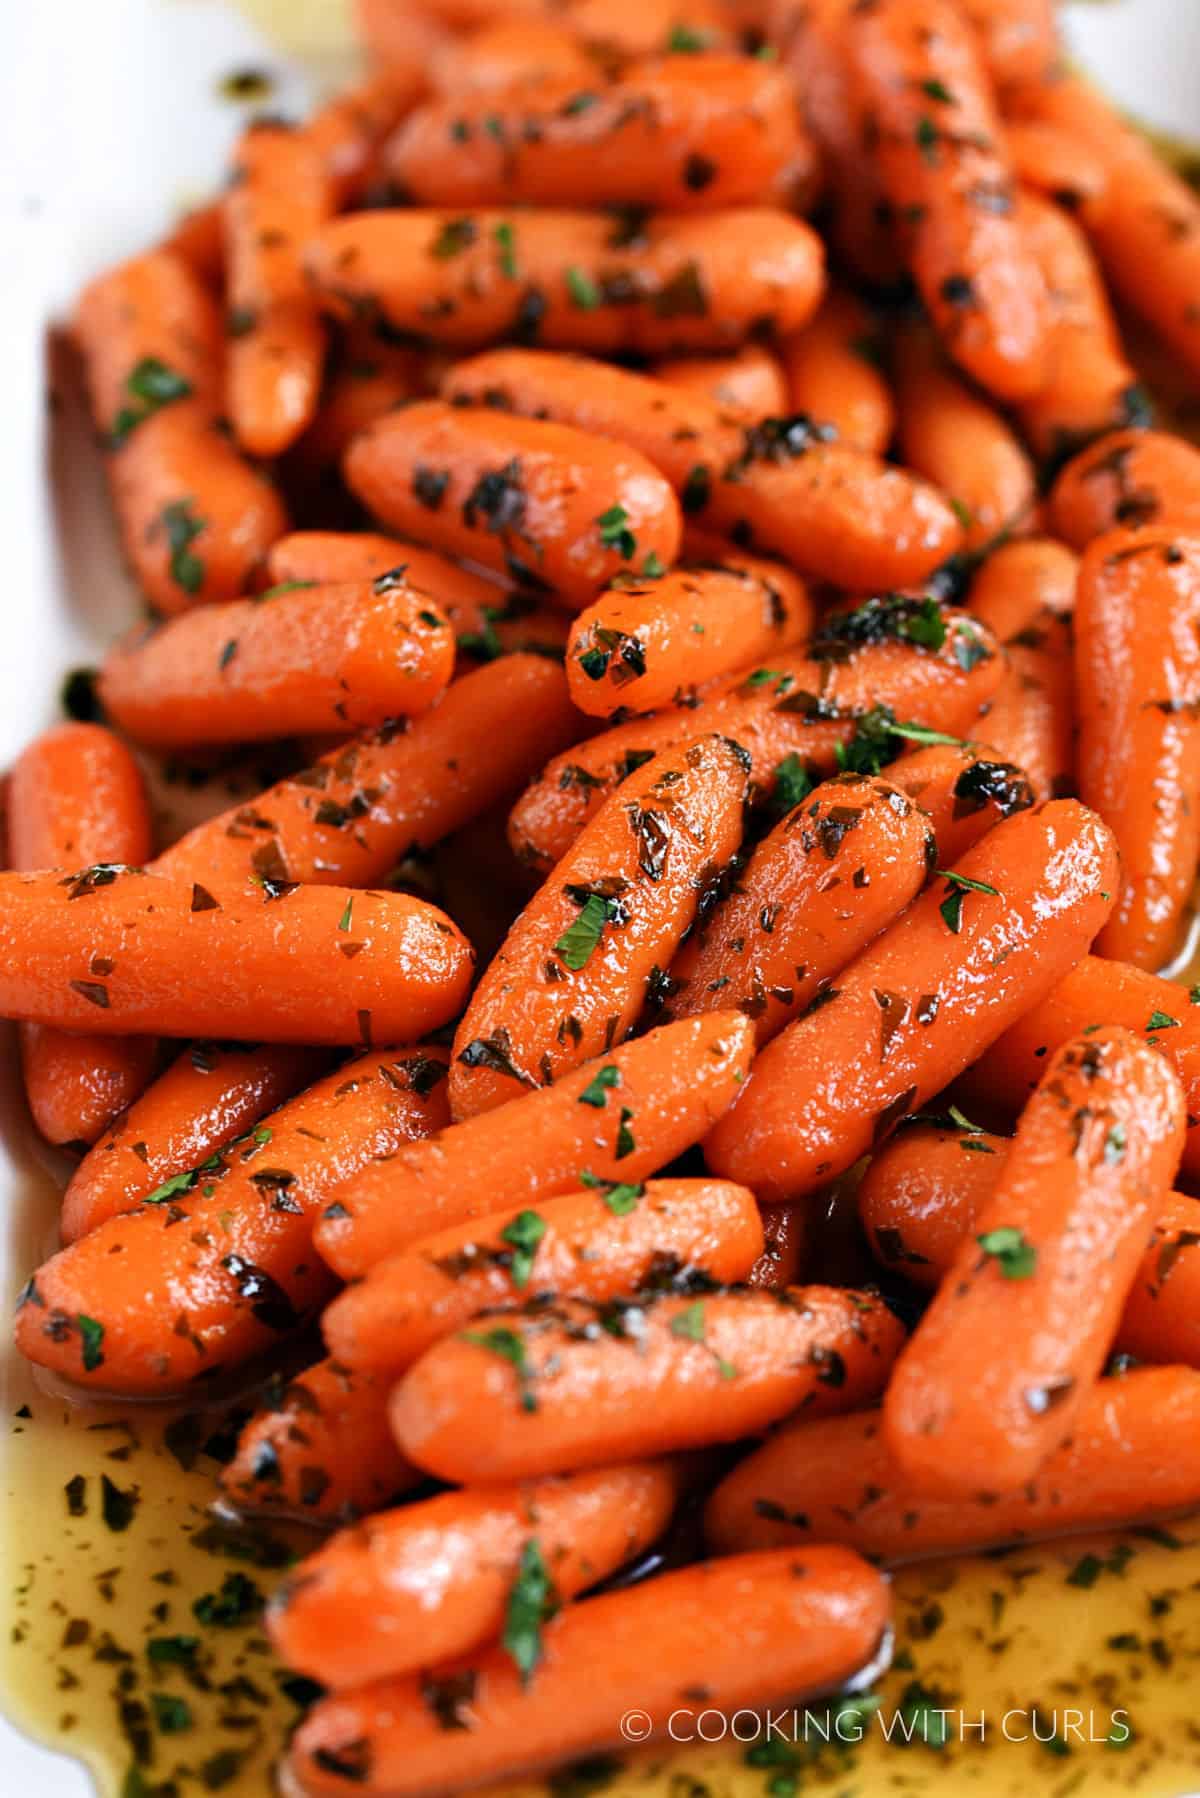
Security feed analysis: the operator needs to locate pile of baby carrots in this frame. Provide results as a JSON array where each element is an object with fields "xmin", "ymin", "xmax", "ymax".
[{"xmin": 13, "ymin": 0, "xmax": 1200, "ymax": 1788}]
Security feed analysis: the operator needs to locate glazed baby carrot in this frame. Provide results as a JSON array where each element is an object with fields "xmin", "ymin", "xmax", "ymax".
[
  {"xmin": 60, "ymin": 1041, "xmax": 326, "ymax": 1242},
  {"xmin": 886, "ymin": 740, "xmax": 1033, "ymax": 864},
  {"xmin": 8, "ymin": 724, "xmax": 156, "ymax": 1148},
  {"xmin": 314, "ymin": 1012, "xmax": 754, "ymax": 1278},
  {"xmin": 265, "ymin": 529, "xmax": 420, "ymax": 586},
  {"xmin": 746, "ymin": 1201, "xmax": 807, "ymax": 1290},
  {"xmin": 705, "ymin": 800, "xmax": 1119, "ymax": 1203},
  {"xmin": 288, "ymin": 1545, "xmax": 889, "ymax": 1797},
  {"xmin": 305, "ymin": 68, "xmax": 425, "ymax": 205},
  {"xmin": 957, "ymin": 0, "xmax": 1056, "ymax": 89},
  {"xmin": 1075, "ymin": 527, "xmax": 1200, "ymax": 967},
  {"xmin": 565, "ymin": 556, "xmax": 812, "ymax": 716},
  {"xmin": 14, "ymin": 1046, "xmax": 450, "ymax": 1392},
  {"xmin": 705, "ymin": 1367, "xmax": 1200, "ymax": 1561},
  {"xmin": 847, "ymin": 0, "xmax": 1051, "ymax": 401},
  {"xmin": 221, "ymin": 1358, "xmax": 422, "ymax": 1521},
  {"xmin": 652, "ymin": 344, "xmax": 788, "ymax": 421},
  {"xmin": 884, "ymin": 1027, "xmax": 1185, "ymax": 1497},
  {"xmin": 97, "ymin": 575, "xmax": 455, "ymax": 747},
  {"xmin": 73, "ymin": 247, "xmax": 223, "ymax": 428},
  {"xmin": 893, "ymin": 326, "xmax": 1035, "ymax": 551},
  {"xmin": 1048, "ymin": 429, "xmax": 1200, "ymax": 548},
  {"xmin": 323, "ymin": 1177, "xmax": 764, "ymax": 1376},
  {"xmin": 223, "ymin": 118, "xmax": 330, "ymax": 457},
  {"xmin": 0, "ymin": 868, "xmax": 473, "ymax": 1046},
  {"xmin": 443, "ymin": 349, "xmax": 963, "ymax": 590},
  {"xmin": 1004, "ymin": 119, "xmax": 1107, "ymax": 215},
  {"xmin": 509, "ymin": 606, "xmax": 1002, "ymax": 871},
  {"xmin": 386, "ymin": 54, "xmax": 809, "ymax": 211},
  {"xmin": 306, "ymin": 207, "xmax": 825, "ymax": 355},
  {"xmin": 164, "ymin": 201, "xmax": 225, "ymax": 287},
  {"xmin": 778, "ymin": 287, "xmax": 895, "ymax": 456},
  {"xmin": 975, "ymin": 605, "xmax": 1074, "ymax": 802},
  {"xmin": 967, "ymin": 536, "xmax": 1077, "ymax": 637},
  {"xmin": 667, "ymin": 770, "xmax": 935, "ymax": 1046},
  {"xmin": 346, "ymin": 401, "xmax": 680, "ymax": 609},
  {"xmin": 268, "ymin": 1461, "xmax": 683, "ymax": 1691},
  {"xmin": 286, "ymin": 346, "xmax": 425, "ymax": 498},
  {"xmin": 450, "ymin": 733, "xmax": 746, "ymax": 1116},
  {"xmin": 155, "ymin": 654, "xmax": 579, "ymax": 889},
  {"xmin": 391, "ymin": 1284, "xmax": 904, "ymax": 1481},
  {"xmin": 428, "ymin": 18, "xmax": 595, "ymax": 94}
]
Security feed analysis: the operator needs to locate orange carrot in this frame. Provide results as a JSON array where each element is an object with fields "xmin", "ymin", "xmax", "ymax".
[
  {"xmin": 957, "ymin": 0, "xmax": 1056, "ymax": 89},
  {"xmin": 428, "ymin": 19, "xmax": 595, "ymax": 95},
  {"xmin": 305, "ymin": 69, "xmax": 425, "ymax": 205},
  {"xmin": 451, "ymin": 733, "xmax": 746, "ymax": 1117},
  {"xmin": 705, "ymin": 800, "xmax": 1119, "ymax": 1202},
  {"xmin": 313, "ymin": 1011, "xmax": 755, "ymax": 1278},
  {"xmin": 391, "ymin": 1284, "xmax": 904, "ymax": 1481},
  {"xmin": 14, "ymin": 1046, "xmax": 450, "ymax": 1392},
  {"xmin": 165, "ymin": 201, "xmax": 225, "ymax": 287},
  {"xmin": 285, "ymin": 346, "xmax": 426, "ymax": 500},
  {"xmin": 974, "ymin": 603, "xmax": 1075, "ymax": 801},
  {"xmin": 1049, "ymin": 428, "xmax": 1200, "ymax": 548},
  {"xmin": 322, "ymin": 1176, "xmax": 764, "ymax": 1376},
  {"xmin": 1004, "ymin": 119, "xmax": 1107, "ymax": 215},
  {"xmin": 967, "ymin": 536, "xmax": 1077, "ymax": 638},
  {"xmin": 73, "ymin": 247, "xmax": 223, "ymax": 427},
  {"xmin": 886, "ymin": 740, "xmax": 1033, "ymax": 863},
  {"xmin": 652, "ymin": 345, "xmax": 788, "ymax": 421},
  {"xmin": 778, "ymin": 287, "xmax": 895, "ymax": 456}
]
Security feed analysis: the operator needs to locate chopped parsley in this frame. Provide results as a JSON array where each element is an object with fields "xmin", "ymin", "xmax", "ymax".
[
  {"xmin": 977, "ymin": 1226, "xmax": 1037, "ymax": 1280},
  {"xmin": 499, "ymin": 1210, "xmax": 546, "ymax": 1290},
  {"xmin": 78, "ymin": 1313, "xmax": 105, "ymax": 1372},
  {"xmin": 502, "ymin": 1539, "xmax": 559, "ymax": 1684},
  {"xmin": 110, "ymin": 357, "xmax": 193, "ymax": 446},
  {"xmin": 579, "ymin": 1170, "xmax": 644, "ymax": 1215},
  {"xmin": 595, "ymin": 504, "xmax": 637, "ymax": 559},
  {"xmin": 938, "ymin": 869, "xmax": 1000, "ymax": 933},
  {"xmin": 553, "ymin": 891, "xmax": 621, "ymax": 971},
  {"xmin": 578, "ymin": 1065, "xmax": 620, "ymax": 1107},
  {"xmin": 461, "ymin": 1325, "xmax": 537, "ymax": 1411},
  {"xmin": 161, "ymin": 499, "xmax": 205, "ymax": 595},
  {"xmin": 565, "ymin": 266, "xmax": 601, "ymax": 310}
]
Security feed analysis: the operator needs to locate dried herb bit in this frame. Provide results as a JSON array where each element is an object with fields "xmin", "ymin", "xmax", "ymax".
[
  {"xmin": 1147, "ymin": 1009, "xmax": 1180, "ymax": 1032},
  {"xmin": 62, "ymin": 666, "xmax": 101, "ymax": 722},
  {"xmin": 941, "ymin": 273, "xmax": 977, "ymax": 309},
  {"xmin": 595, "ymin": 504, "xmax": 637, "ymax": 560},
  {"xmin": 150, "ymin": 1691, "xmax": 193, "ymax": 1734},
  {"xmin": 463, "ymin": 458, "xmax": 527, "ymax": 535},
  {"xmin": 500, "ymin": 1210, "xmax": 546, "ymax": 1290},
  {"xmin": 666, "ymin": 23, "xmax": 709, "ymax": 51},
  {"xmin": 554, "ymin": 891, "xmax": 622, "ymax": 971},
  {"xmin": 458, "ymin": 1028, "xmax": 535, "ymax": 1087},
  {"xmin": 503, "ymin": 1538, "xmax": 560, "ymax": 1683},
  {"xmin": 815, "ymin": 592, "xmax": 946, "ymax": 657},
  {"xmin": 493, "ymin": 220, "xmax": 517, "ymax": 278},
  {"xmin": 578, "ymin": 1065, "xmax": 620, "ymax": 1107},
  {"xmin": 681, "ymin": 463, "xmax": 711, "ymax": 513},
  {"xmin": 220, "ymin": 1253, "xmax": 300, "ymax": 1331},
  {"xmin": 915, "ymin": 115, "xmax": 939, "ymax": 164},
  {"xmin": 769, "ymin": 752, "xmax": 813, "ymax": 817},
  {"xmin": 64, "ymin": 1473, "xmax": 87, "ymax": 1516},
  {"xmin": 78, "ymin": 1313, "xmax": 105, "ymax": 1372},
  {"xmin": 421, "ymin": 1670, "xmax": 478, "ymax": 1733},
  {"xmin": 461, "ymin": 1326, "xmax": 538, "ymax": 1411},
  {"xmin": 431, "ymin": 216, "xmax": 478, "ymax": 259},
  {"xmin": 938, "ymin": 868, "xmax": 1000, "ymax": 934},
  {"xmin": 578, "ymin": 1170, "xmax": 645, "ymax": 1215},
  {"xmin": 100, "ymin": 1472, "xmax": 139, "ymax": 1532},
  {"xmin": 977, "ymin": 1226, "xmax": 1037, "ymax": 1280},
  {"xmin": 952, "ymin": 758, "xmax": 1033, "ymax": 819},
  {"xmin": 110, "ymin": 357, "xmax": 193, "ymax": 447},
  {"xmin": 578, "ymin": 626, "xmax": 647, "ymax": 686},
  {"xmin": 411, "ymin": 465, "xmax": 450, "ymax": 510},
  {"xmin": 193, "ymin": 1570, "xmax": 263, "ymax": 1627},
  {"xmin": 161, "ymin": 499, "xmax": 206, "ymax": 595},
  {"xmin": 921, "ymin": 77, "xmax": 955, "ymax": 104},
  {"xmin": 146, "ymin": 1635, "xmax": 200, "ymax": 1668}
]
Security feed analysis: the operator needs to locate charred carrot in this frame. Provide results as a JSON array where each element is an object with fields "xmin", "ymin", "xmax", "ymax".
[
  {"xmin": 778, "ymin": 287, "xmax": 895, "ymax": 456},
  {"xmin": 886, "ymin": 740, "xmax": 1033, "ymax": 864},
  {"xmin": 705, "ymin": 800, "xmax": 1119, "ymax": 1203},
  {"xmin": 288, "ymin": 1545, "xmax": 889, "ymax": 1796},
  {"xmin": 391, "ymin": 1284, "xmax": 904, "ymax": 1481},
  {"xmin": 565, "ymin": 555, "xmax": 812, "ymax": 717},
  {"xmin": 451, "ymin": 733, "xmax": 746, "ymax": 1116},
  {"xmin": 323, "ymin": 1176, "xmax": 764, "ymax": 1376},
  {"xmin": 1004, "ymin": 119, "xmax": 1107, "ymax": 215},
  {"xmin": 967, "ymin": 536, "xmax": 1077, "ymax": 638},
  {"xmin": 667, "ymin": 770, "xmax": 935, "ymax": 1046},
  {"xmin": 428, "ymin": 18, "xmax": 595, "ymax": 95},
  {"xmin": 1049, "ymin": 428, "xmax": 1200, "ymax": 548},
  {"xmin": 344, "ymin": 401, "xmax": 682, "ymax": 609},
  {"xmin": 268, "ymin": 1460, "xmax": 683, "ymax": 1691},
  {"xmin": 314, "ymin": 1011, "xmax": 755, "ymax": 1278},
  {"xmin": 14, "ymin": 1046, "xmax": 451, "ymax": 1392},
  {"xmin": 652, "ymin": 345, "xmax": 788, "ymax": 421},
  {"xmin": 957, "ymin": 0, "xmax": 1056, "ymax": 88},
  {"xmin": 0, "ymin": 868, "xmax": 473, "ymax": 1046}
]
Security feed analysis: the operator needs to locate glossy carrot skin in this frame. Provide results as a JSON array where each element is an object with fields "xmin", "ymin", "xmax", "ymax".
[
  {"xmin": 1075, "ymin": 528, "xmax": 1200, "ymax": 967},
  {"xmin": 509, "ymin": 617, "xmax": 1002, "ymax": 873},
  {"xmin": 976, "ymin": 606, "xmax": 1075, "ymax": 801},
  {"xmin": 0, "ymin": 869, "xmax": 473, "ymax": 1046},
  {"xmin": 886, "ymin": 741, "xmax": 1033, "ymax": 864},
  {"xmin": 705, "ymin": 800, "xmax": 1119, "ymax": 1203},
  {"xmin": 652, "ymin": 345, "xmax": 788, "ymax": 421},
  {"xmin": 1004, "ymin": 119, "xmax": 1107, "ymax": 215},
  {"xmin": 164, "ymin": 202, "xmax": 225, "ymax": 287},
  {"xmin": 98, "ymin": 577, "xmax": 455, "ymax": 747},
  {"xmin": 968, "ymin": 536, "xmax": 1077, "ymax": 637},
  {"xmin": 1049, "ymin": 429, "xmax": 1200, "ymax": 548},
  {"xmin": 668, "ymin": 771, "xmax": 935, "ymax": 1046},
  {"xmin": 9, "ymin": 725, "xmax": 156, "ymax": 1148},
  {"xmin": 957, "ymin": 0, "xmax": 1056, "ymax": 89},
  {"xmin": 451, "ymin": 734, "xmax": 746, "ymax": 1116},
  {"xmin": 428, "ymin": 18, "xmax": 594, "ymax": 95},
  {"xmin": 314, "ymin": 1012, "xmax": 755, "ymax": 1278},
  {"xmin": 391, "ymin": 1285, "xmax": 904, "ymax": 1482},
  {"xmin": 386, "ymin": 54, "xmax": 808, "ymax": 210},
  {"xmin": 14, "ymin": 1047, "xmax": 450, "ymax": 1393},
  {"xmin": 268, "ymin": 1461, "xmax": 683, "ymax": 1689},
  {"xmin": 323, "ymin": 1177, "xmax": 764, "ymax": 1376},
  {"xmin": 155, "ymin": 654, "xmax": 580, "ymax": 889},
  {"xmin": 220, "ymin": 1358, "xmax": 422, "ymax": 1522},
  {"xmin": 443, "ymin": 349, "xmax": 964, "ymax": 590},
  {"xmin": 307, "ymin": 207, "xmax": 825, "ymax": 354},
  {"xmin": 705, "ymin": 1367, "xmax": 1200, "ymax": 1561},
  {"xmin": 61, "ymin": 1041, "xmax": 326, "ymax": 1242},
  {"xmin": 344, "ymin": 401, "xmax": 681, "ymax": 610},
  {"xmin": 885, "ymin": 1027, "xmax": 1185, "ymax": 1497},
  {"xmin": 778, "ymin": 288, "xmax": 895, "ymax": 456},
  {"xmin": 73, "ymin": 247, "xmax": 224, "ymax": 427},
  {"xmin": 288, "ymin": 1545, "xmax": 890, "ymax": 1797}
]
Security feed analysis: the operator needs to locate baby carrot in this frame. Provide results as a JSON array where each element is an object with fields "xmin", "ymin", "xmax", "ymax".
[
  {"xmin": 73, "ymin": 246, "xmax": 223, "ymax": 429},
  {"xmin": 9, "ymin": 725, "xmax": 156, "ymax": 1149},
  {"xmin": 565, "ymin": 556, "xmax": 812, "ymax": 716},
  {"xmin": 1049, "ymin": 428, "xmax": 1200, "ymax": 548},
  {"xmin": 652, "ymin": 345, "xmax": 788, "ymax": 421},
  {"xmin": 307, "ymin": 207, "xmax": 826, "ymax": 354},
  {"xmin": 1004, "ymin": 119, "xmax": 1107, "ymax": 215},
  {"xmin": 976, "ymin": 605, "xmax": 1074, "ymax": 802},
  {"xmin": 0, "ymin": 868, "xmax": 473, "ymax": 1046},
  {"xmin": 287, "ymin": 1545, "xmax": 889, "ymax": 1797},
  {"xmin": 957, "ymin": 0, "xmax": 1057, "ymax": 89},
  {"xmin": 391, "ymin": 1284, "xmax": 904, "ymax": 1481},
  {"xmin": 265, "ymin": 529, "xmax": 417, "ymax": 586},
  {"xmin": 886, "ymin": 740, "xmax": 1033, "ymax": 864},
  {"xmin": 704, "ymin": 800, "xmax": 1119, "ymax": 1203},
  {"xmin": 220, "ymin": 1358, "xmax": 422, "ymax": 1522},
  {"xmin": 884, "ymin": 1027, "xmax": 1185, "ymax": 1497},
  {"xmin": 268, "ymin": 1461, "xmax": 683, "ymax": 1691},
  {"xmin": 304, "ymin": 69, "xmax": 424, "ymax": 205},
  {"xmin": 14, "ymin": 1046, "xmax": 450, "ymax": 1392},
  {"xmin": 155, "ymin": 654, "xmax": 580, "ymax": 890},
  {"xmin": 450, "ymin": 733, "xmax": 746, "ymax": 1117},
  {"xmin": 778, "ymin": 287, "xmax": 895, "ymax": 456},
  {"xmin": 1075, "ymin": 527, "xmax": 1200, "ymax": 967},
  {"xmin": 747, "ymin": 1201, "xmax": 807, "ymax": 1290},
  {"xmin": 314, "ymin": 1012, "xmax": 755, "ymax": 1278},
  {"xmin": 322, "ymin": 1177, "xmax": 764, "ymax": 1376},
  {"xmin": 223, "ymin": 118, "xmax": 330, "ymax": 457},
  {"xmin": 164, "ymin": 201, "xmax": 225, "ymax": 287},
  {"xmin": 705, "ymin": 1366, "xmax": 1200, "ymax": 1560},
  {"xmin": 97, "ymin": 576, "xmax": 455, "ymax": 747},
  {"xmin": 285, "ymin": 346, "xmax": 425, "ymax": 500},
  {"xmin": 967, "ymin": 536, "xmax": 1077, "ymax": 637},
  {"xmin": 848, "ymin": 0, "xmax": 1051, "ymax": 401},
  {"xmin": 428, "ymin": 18, "xmax": 595, "ymax": 95},
  {"xmin": 345, "ymin": 401, "xmax": 681, "ymax": 610},
  {"xmin": 667, "ymin": 770, "xmax": 935, "ymax": 1046},
  {"xmin": 548, "ymin": 0, "xmax": 733, "ymax": 58},
  {"xmin": 444, "ymin": 348, "xmax": 962, "ymax": 590},
  {"xmin": 60, "ymin": 1041, "xmax": 326, "ymax": 1243}
]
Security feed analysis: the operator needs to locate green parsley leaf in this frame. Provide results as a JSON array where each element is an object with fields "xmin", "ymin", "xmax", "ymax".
[
  {"xmin": 578, "ymin": 1065, "xmax": 620, "ymax": 1107},
  {"xmin": 921, "ymin": 78, "xmax": 954, "ymax": 103},
  {"xmin": 666, "ymin": 23, "xmax": 708, "ymax": 51},
  {"xmin": 110, "ymin": 356, "xmax": 193, "ymax": 446},
  {"xmin": 615, "ymin": 1106, "xmax": 636, "ymax": 1159},
  {"xmin": 502, "ymin": 1538, "xmax": 559, "ymax": 1683},
  {"xmin": 770, "ymin": 752, "xmax": 813, "ymax": 816},
  {"xmin": 144, "ymin": 1169, "xmax": 199, "ymax": 1205},
  {"xmin": 595, "ymin": 504, "xmax": 636, "ymax": 559},
  {"xmin": 565, "ymin": 266, "xmax": 601, "ymax": 310},
  {"xmin": 915, "ymin": 116, "xmax": 939, "ymax": 164},
  {"xmin": 977, "ymin": 1226, "xmax": 1037, "ymax": 1280},
  {"xmin": 161, "ymin": 499, "xmax": 206, "ymax": 595},
  {"xmin": 1147, "ymin": 1010, "xmax": 1179, "ymax": 1031},
  {"xmin": 78, "ymin": 1313, "xmax": 105, "ymax": 1372},
  {"xmin": 493, "ymin": 220, "xmax": 517, "ymax": 279},
  {"xmin": 554, "ymin": 892, "xmax": 618, "ymax": 971},
  {"xmin": 338, "ymin": 896, "xmax": 354, "ymax": 933},
  {"xmin": 151, "ymin": 1691, "xmax": 193, "ymax": 1734},
  {"xmin": 578, "ymin": 1170, "xmax": 645, "ymax": 1215},
  {"xmin": 938, "ymin": 868, "xmax": 1000, "ymax": 933},
  {"xmin": 193, "ymin": 1571, "xmax": 263, "ymax": 1627},
  {"xmin": 500, "ymin": 1210, "xmax": 546, "ymax": 1290},
  {"xmin": 462, "ymin": 1325, "xmax": 537, "ymax": 1410},
  {"xmin": 642, "ymin": 550, "xmax": 666, "ymax": 577}
]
